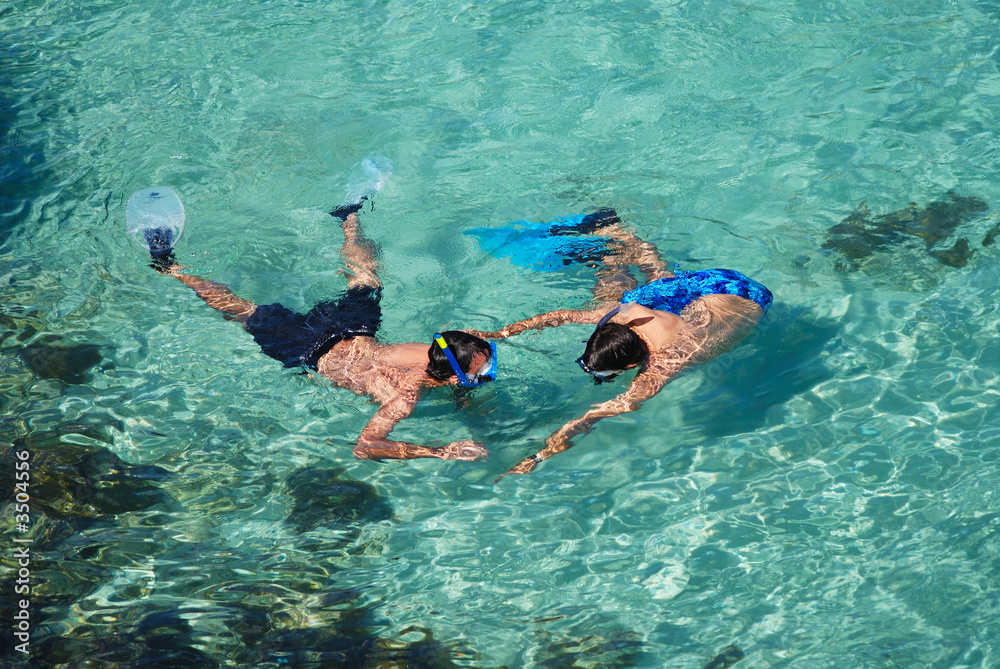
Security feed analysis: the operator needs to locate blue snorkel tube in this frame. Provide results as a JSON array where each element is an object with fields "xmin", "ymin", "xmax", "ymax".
[{"xmin": 433, "ymin": 334, "xmax": 497, "ymax": 388}]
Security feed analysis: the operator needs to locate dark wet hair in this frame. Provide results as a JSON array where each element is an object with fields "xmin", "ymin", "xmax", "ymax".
[
  {"xmin": 579, "ymin": 323, "xmax": 648, "ymax": 381},
  {"xmin": 426, "ymin": 330, "xmax": 493, "ymax": 381}
]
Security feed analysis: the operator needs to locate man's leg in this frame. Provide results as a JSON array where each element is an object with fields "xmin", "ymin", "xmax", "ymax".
[
  {"xmin": 587, "ymin": 222, "xmax": 674, "ymax": 308},
  {"xmin": 162, "ymin": 208, "xmax": 378, "ymax": 321},
  {"xmin": 337, "ymin": 211, "xmax": 382, "ymax": 292},
  {"xmin": 588, "ymin": 251, "xmax": 637, "ymax": 309},
  {"xmin": 159, "ymin": 266, "xmax": 258, "ymax": 324}
]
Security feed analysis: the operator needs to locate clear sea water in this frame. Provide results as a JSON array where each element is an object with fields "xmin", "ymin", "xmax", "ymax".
[{"xmin": 3, "ymin": 0, "xmax": 1000, "ymax": 667}]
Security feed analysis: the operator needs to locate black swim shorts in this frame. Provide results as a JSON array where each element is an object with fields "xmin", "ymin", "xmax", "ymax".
[{"xmin": 244, "ymin": 286, "xmax": 382, "ymax": 369}]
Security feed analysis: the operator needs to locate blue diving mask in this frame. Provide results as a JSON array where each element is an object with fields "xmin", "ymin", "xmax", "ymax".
[{"xmin": 433, "ymin": 334, "xmax": 498, "ymax": 388}]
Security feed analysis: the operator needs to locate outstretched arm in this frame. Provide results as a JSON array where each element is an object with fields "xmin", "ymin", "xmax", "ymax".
[
  {"xmin": 353, "ymin": 393, "xmax": 488, "ymax": 462},
  {"xmin": 468, "ymin": 306, "xmax": 613, "ymax": 340},
  {"xmin": 496, "ymin": 359, "xmax": 677, "ymax": 482}
]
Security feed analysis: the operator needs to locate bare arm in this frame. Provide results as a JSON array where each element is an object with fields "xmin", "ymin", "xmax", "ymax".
[
  {"xmin": 468, "ymin": 307, "xmax": 612, "ymax": 340},
  {"xmin": 496, "ymin": 357, "xmax": 677, "ymax": 481},
  {"xmin": 353, "ymin": 393, "xmax": 488, "ymax": 462}
]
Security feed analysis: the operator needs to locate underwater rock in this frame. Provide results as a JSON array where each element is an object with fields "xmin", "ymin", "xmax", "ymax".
[
  {"xmin": 928, "ymin": 237, "xmax": 974, "ymax": 268},
  {"xmin": 17, "ymin": 334, "xmax": 106, "ymax": 384},
  {"xmin": 981, "ymin": 219, "xmax": 1000, "ymax": 247},
  {"xmin": 875, "ymin": 192, "xmax": 986, "ymax": 248},
  {"xmin": 0, "ymin": 435, "xmax": 176, "ymax": 649},
  {"xmin": 534, "ymin": 629, "xmax": 645, "ymax": 668},
  {"xmin": 285, "ymin": 467, "xmax": 393, "ymax": 533},
  {"xmin": 30, "ymin": 607, "xmax": 221, "ymax": 668},
  {"xmin": 822, "ymin": 192, "xmax": 990, "ymax": 269},
  {"xmin": 0, "ymin": 516, "xmax": 118, "ymax": 613},
  {"xmin": 2, "ymin": 439, "xmax": 172, "ymax": 520},
  {"xmin": 250, "ymin": 624, "xmax": 466, "ymax": 669},
  {"xmin": 703, "ymin": 644, "xmax": 745, "ymax": 669}
]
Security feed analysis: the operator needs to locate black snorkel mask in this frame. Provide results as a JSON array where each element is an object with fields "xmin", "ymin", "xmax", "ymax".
[
  {"xmin": 576, "ymin": 357, "xmax": 626, "ymax": 384},
  {"xmin": 576, "ymin": 305, "xmax": 625, "ymax": 385}
]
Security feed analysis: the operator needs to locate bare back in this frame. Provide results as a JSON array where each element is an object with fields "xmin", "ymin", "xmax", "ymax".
[
  {"xmin": 315, "ymin": 337, "xmax": 432, "ymax": 404},
  {"xmin": 619, "ymin": 293, "xmax": 764, "ymax": 372}
]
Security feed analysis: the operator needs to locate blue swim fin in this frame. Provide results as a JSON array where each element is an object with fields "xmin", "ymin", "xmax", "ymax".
[{"xmin": 466, "ymin": 209, "xmax": 619, "ymax": 272}]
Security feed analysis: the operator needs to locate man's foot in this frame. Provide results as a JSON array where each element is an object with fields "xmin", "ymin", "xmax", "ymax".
[{"xmin": 149, "ymin": 251, "xmax": 177, "ymax": 274}]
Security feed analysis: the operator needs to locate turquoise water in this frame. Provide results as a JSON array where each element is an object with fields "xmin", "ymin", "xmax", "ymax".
[{"xmin": 3, "ymin": 0, "xmax": 1000, "ymax": 666}]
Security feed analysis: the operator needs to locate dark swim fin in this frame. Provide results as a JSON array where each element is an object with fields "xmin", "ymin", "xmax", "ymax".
[
  {"xmin": 144, "ymin": 226, "xmax": 174, "ymax": 256},
  {"xmin": 144, "ymin": 227, "xmax": 177, "ymax": 272},
  {"xmin": 329, "ymin": 198, "xmax": 366, "ymax": 221},
  {"xmin": 548, "ymin": 208, "xmax": 620, "ymax": 236},
  {"xmin": 560, "ymin": 241, "xmax": 621, "ymax": 266}
]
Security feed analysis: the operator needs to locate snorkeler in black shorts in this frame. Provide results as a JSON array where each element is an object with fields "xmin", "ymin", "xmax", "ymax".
[{"xmin": 150, "ymin": 203, "xmax": 496, "ymax": 463}]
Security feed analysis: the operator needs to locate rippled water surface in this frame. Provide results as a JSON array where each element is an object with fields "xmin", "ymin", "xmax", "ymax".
[{"xmin": 3, "ymin": 1, "xmax": 1000, "ymax": 667}]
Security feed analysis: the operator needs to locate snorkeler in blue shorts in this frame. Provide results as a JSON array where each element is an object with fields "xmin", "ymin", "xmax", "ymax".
[
  {"xmin": 152, "ymin": 203, "xmax": 496, "ymax": 463},
  {"xmin": 469, "ymin": 210, "xmax": 772, "ymax": 481}
]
